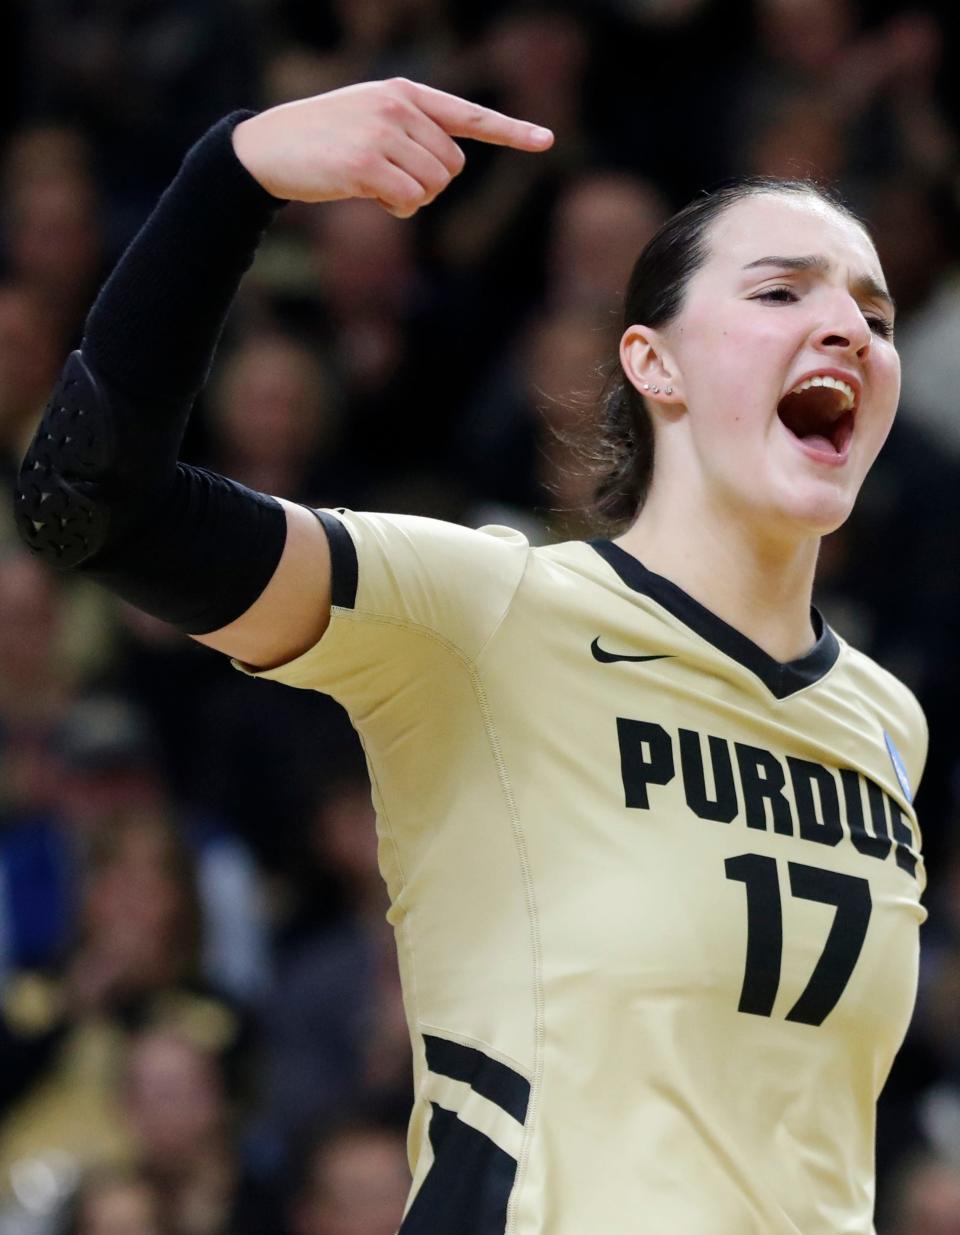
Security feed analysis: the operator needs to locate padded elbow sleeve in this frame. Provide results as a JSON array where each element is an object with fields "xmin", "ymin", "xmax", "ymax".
[{"xmin": 14, "ymin": 350, "xmax": 287, "ymax": 635}]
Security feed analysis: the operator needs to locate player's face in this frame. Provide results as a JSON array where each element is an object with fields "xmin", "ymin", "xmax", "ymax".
[{"xmin": 656, "ymin": 193, "xmax": 900, "ymax": 539}]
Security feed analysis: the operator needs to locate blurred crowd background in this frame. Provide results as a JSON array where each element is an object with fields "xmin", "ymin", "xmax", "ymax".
[{"xmin": 0, "ymin": 0, "xmax": 959, "ymax": 1233}]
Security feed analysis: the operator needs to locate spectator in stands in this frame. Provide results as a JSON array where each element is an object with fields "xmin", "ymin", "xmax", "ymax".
[
  {"xmin": 288, "ymin": 1118, "xmax": 408, "ymax": 1235},
  {"xmin": 0, "ymin": 809, "xmax": 244, "ymax": 1192},
  {"xmin": 545, "ymin": 171, "xmax": 668, "ymax": 323},
  {"xmin": 206, "ymin": 333, "xmax": 340, "ymax": 507},
  {"xmin": 18, "ymin": 0, "xmax": 259, "ymax": 231},
  {"xmin": 882, "ymin": 1151, "xmax": 960, "ymax": 1235},
  {"xmin": 62, "ymin": 1165, "xmax": 166, "ymax": 1235},
  {"xmin": 263, "ymin": 0, "xmax": 459, "ymax": 107},
  {"xmin": 255, "ymin": 772, "xmax": 411, "ymax": 1162},
  {"xmin": 121, "ymin": 1026, "xmax": 273, "ymax": 1235},
  {"xmin": 870, "ymin": 179, "xmax": 960, "ymax": 459},
  {"xmin": 458, "ymin": 170, "xmax": 666, "ymax": 523},
  {"xmin": 0, "ymin": 694, "xmax": 270, "ymax": 1004},
  {"xmin": 459, "ymin": 307, "xmax": 608, "ymax": 532},
  {"xmin": 305, "ymin": 198, "xmax": 456, "ymax": 506},
  {"xmin": 0, "ymin": 138, "xmax": 104, "ymax": 350},
  {"xmin": 733, "ymin": 2, "xmax": 955, "ymax": 187},
  {"xmin": 435, "ymin": 3, "xmax": 592, "ymax": 270},
  {"xmin": 0, "ymin": 547, "xmax": 72, "ymax": 820},
  {"xmin": 0, "ymin": 283, "xmax": 62, "ymax": 490}
]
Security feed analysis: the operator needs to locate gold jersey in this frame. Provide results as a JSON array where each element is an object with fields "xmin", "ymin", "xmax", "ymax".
[{"xmin": 238, "ymin": 509, "xmax": 927, "ymax": 1235}]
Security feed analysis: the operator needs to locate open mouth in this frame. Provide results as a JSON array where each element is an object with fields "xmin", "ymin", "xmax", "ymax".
[{"xmin": 777, "ymin": 377, "xmax": 857, "ymax": 456}]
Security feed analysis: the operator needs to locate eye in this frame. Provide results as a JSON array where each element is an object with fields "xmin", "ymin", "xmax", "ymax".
[
  {"xmin": 866, "ymin": 315, "xmax": 895, "ymax": 340},
  {"xmin": 752, "ymin": 287, "xmax": 895, "ymax": 340},
  {"xmin": 752, "ymin": 287, "xmax": 798, "ymax": 304}
]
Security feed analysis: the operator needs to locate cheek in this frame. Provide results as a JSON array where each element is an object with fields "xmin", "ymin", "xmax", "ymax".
[
  {"xmin": 687, "ymin": 367, "xmax": 775, "ymax": 462},
  {"xmin": 678, "ymin": 313, "xmax": 788, "ymax": 442},
  {"xmin": 880, "ymin": 350, "xmax": 901, "ymax": 417},
  {"xmin": 861, "ymin": 352, "xmax": 901, "ymax": 453}
]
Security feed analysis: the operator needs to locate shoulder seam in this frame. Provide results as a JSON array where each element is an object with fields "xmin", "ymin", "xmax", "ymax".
[
  {"xmin": 330, "ymin": 604, "xmax": 477, "ymax": 671},
  {"xmin": 473, "ymin": 541, "xmax": 534, "ymax": 665}
]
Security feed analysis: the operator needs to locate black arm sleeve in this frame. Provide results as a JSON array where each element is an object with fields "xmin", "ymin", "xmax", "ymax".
[
  {"xmin": 14, "ymin": 112, "xmax": 292, "ymax": 634},
  {"xmin": 83, "ymin": 110, "xmax": 282, "ymax": 411}
]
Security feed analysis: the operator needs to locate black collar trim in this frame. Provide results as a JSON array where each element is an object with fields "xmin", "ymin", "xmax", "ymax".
[{"xmin": 588, "ymin": 539, "xmax": 841, "ymax": 700}]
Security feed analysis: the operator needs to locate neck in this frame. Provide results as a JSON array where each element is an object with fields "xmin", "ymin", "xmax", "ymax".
[{"xmin": 615, "ymin": 483, "xmax": 821, "ymax": 664}]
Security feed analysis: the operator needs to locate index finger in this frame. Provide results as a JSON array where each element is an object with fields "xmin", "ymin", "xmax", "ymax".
[{"xmin": 408, "ymin": 82, "xmax": 554, "ymax": 151}]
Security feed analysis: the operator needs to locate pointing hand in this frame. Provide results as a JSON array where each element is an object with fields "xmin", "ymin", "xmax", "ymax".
[{"xmin": 232, "ymin": 78, "xmax": 555, "ymax": 218}]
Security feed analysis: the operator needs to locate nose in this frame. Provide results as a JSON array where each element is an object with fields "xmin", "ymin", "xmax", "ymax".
[{"xmin": 814, "ymin": 292, "xmax": 872, "ymax": 358}]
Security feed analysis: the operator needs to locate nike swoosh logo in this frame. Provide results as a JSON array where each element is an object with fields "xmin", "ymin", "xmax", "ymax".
[{"xmin": 590, "ymin": 638, "xmax": 673, "ymax": 665}]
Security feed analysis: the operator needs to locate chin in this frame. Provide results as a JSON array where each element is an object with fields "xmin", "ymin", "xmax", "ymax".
[{"xmin": 774, "ymin": 485, "xmax": 858, "ymax": 539}]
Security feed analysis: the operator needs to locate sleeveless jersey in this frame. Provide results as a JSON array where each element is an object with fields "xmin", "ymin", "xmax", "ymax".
[{"xmin": 237, "ymin": 509, "xmax": 927, "ymax": 1235}]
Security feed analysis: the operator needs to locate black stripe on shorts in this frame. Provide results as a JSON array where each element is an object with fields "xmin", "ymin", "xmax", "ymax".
[
  {"xmin": 424, "ymin": 1033, "xmax": 530, "ymax": 1125},
  {"xmin": 399, "ymin": 1104, "xmax": 519, "ymax": 1235}
]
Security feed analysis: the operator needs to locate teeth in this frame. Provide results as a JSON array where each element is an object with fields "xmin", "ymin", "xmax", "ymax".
[{"xmin": 787, "ymin": 374, "xmax": 856, "ymax": 410}]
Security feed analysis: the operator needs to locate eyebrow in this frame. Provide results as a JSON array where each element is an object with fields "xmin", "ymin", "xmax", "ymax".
[{"xmin": 742, "ymin": 254, "xmax": 896, "ymax": 314}]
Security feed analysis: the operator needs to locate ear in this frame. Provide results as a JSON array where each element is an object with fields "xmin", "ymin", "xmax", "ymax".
[{"xmin": 619, "ymin": 324, "xmax": 683, "ymax": 406}]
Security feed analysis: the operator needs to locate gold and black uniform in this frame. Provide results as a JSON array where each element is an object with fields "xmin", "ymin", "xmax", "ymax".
[{"xmin": 239, "ymin": 509, "xmax": 927, "ymax": 1235}]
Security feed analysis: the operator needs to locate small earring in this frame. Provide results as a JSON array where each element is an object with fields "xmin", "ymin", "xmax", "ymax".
[
  {"xmin": 642, "ymin": 384, "xmax": 651, "ymax": 391},
  {"xmin": 651, "ymin": 385, "xmax": 660, "ymax": 394},
  {"xmin": 665, "ymin": 386, "xmax": 673, "ymax": 395}
]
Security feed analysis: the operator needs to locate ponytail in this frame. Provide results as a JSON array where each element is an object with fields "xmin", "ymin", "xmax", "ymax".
[{"xmin": 590, "ymin": 373, "xmax": 654, "ymax": 533}]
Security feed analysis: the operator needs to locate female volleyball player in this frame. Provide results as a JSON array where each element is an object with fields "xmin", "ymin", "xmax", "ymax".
[{"xmin": 15, "ymin": 80, "xmax": 926, "ymax": 1235}]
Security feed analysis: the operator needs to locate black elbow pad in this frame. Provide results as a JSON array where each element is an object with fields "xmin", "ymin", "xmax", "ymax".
[
  {"xmin": 15, "ymin": 349, "xmax": 116, "ymax": 568},
  {"xmin": 14, "ymin": 351, "xmax": 287, "ymax": 635}
]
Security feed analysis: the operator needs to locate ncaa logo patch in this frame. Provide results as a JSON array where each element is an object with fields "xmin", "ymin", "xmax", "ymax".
[{"xmin": 884, "ymin": 730, "xmax": 913, "ymax": 804}]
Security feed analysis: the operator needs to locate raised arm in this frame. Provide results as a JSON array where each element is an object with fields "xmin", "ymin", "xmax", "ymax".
[{"xmin": 13, "ymin": 80, "xmax": 553, "ymax": 671}]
